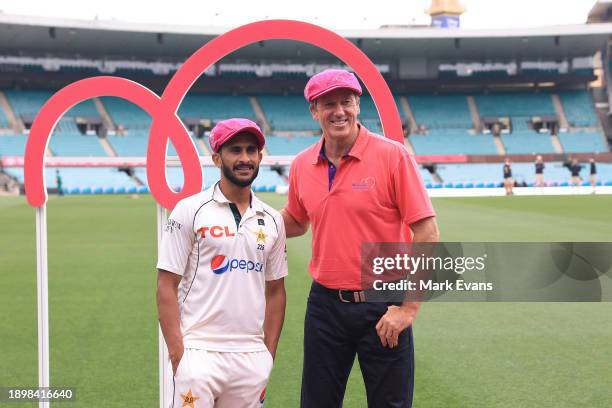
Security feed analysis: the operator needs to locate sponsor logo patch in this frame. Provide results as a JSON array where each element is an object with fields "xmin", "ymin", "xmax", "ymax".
[
  {"xmin": 210, "ymin": 255, "xmax": 264, "ymax": 275},
  {"xmin": 164, "ymin": 218, "xmax": 182, "ymax": 233},
  {"xmin": 211, "ymin": 255, "xmax": 230, "ymax": 274},
  {"xmin": 197, "ymin": 225, "xmax": 235, "ymax": 239}
]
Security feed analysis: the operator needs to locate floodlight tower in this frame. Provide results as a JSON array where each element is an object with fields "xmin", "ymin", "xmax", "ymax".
[{"xmin": 427, "ymin": 0, "xmax": 465, "ymax": 28}]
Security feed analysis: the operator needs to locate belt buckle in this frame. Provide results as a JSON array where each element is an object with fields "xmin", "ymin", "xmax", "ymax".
[
  {"xmin": 338, "ymin": 290, "xmax": 351, "ymax": 303},
  {"xmin": 338, "ymin": 290, "xmax": 365, "ymax": 303}
]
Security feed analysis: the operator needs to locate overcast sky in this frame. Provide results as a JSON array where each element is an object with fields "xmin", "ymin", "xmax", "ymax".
[{"xmin": 0, "ymin": 0, "xmax": 600, "ymax": 30}]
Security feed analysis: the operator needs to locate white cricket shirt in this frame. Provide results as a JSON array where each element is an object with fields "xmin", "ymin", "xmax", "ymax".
[{"xmin": 157, "ymin": 182, "xmax": 288, "ymax": 352}]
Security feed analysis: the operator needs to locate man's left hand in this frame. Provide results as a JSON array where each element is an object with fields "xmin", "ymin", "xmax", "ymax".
[{"xmin": 375, "ymin": 305, "xmax": 416, "ymax": 348}]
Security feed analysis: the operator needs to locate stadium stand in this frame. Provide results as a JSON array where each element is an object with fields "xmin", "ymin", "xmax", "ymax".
[
  {"xmin": 134, "ymin": 167, "xmax": 284, "ymax": 192},
  {"xmin": 501, "ymin": 131, "xmax": 556, "ymax": 154},
  {"xmin": 257, "ymin": 95, "xmax": 320, "ymax": 132},
  {"xmin": 107, "ymin": 130, "xmax": 204, "ymax": 157},
  {"xmin": 475, "ymin": 91, "xmax": 556, "ymax": 118},
  {"xmin": 49, "ymin": 133, "xmax": 107, "ymax": 157},
  {"xmin": 178, "ymin": 94, "xmax": 255, "ymax": 122},
  {"xmin": 436, "ymin": 162, "xmax": 612, "ymax": 186},
  {"xmin": 0, "ymin": 134, "xmax": 27, "ymax": 156},
  {"xmin": 4, "ymin": 90, "xmax": 97, "ymax": 120},
  {"xmin": 410, "ymin": 130, "xmax": 498, "ymax": 155},
  {"xmin": 408, "ymin": 94, "xmax": 473, "ymax": 129},
  {"xmin": 4, "ymin": 90, "xmax": 53, "ymax": 117},
  {"xmin": 265, "ymin": 135, "xmax": 320, "ymax": 155},
  {"xmin": 5, "ymin": 167, "xmax": 137, "ymax": 192},
  {"xmin": 107, "ymin": 130, "xmax": 148, "ymax": 156},
  {"xmin": 101, "ymin": 97, "xmax": 151, "ymax": 129},
  {"xmin": 358, "ymin": 95, "xmax": 402, "ymax": 133},
  {"xmin": 558, "ymin": 131, "xmax": 609, "ymax": 153},
  {"xmin": 0, "ymin": 106, "xmax": 9, "ymax": 128},
  {"xmin": 557, "ymin": 90, "xmax": 599, "ymax": 127}
]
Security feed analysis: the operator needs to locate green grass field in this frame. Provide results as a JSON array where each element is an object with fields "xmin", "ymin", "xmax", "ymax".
[{"xmin": 1, "ymin": 194, "xmax": 611, "ymax": 407}]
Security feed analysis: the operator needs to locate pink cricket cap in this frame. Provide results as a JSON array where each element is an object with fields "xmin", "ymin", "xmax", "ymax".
[
  {"xmin": 304, "ymin": 69, "xmax": 363, "ymax": 102},
  {"xmin": 209, "ymin": 118, "xmax": 265, "ymax": 153}
]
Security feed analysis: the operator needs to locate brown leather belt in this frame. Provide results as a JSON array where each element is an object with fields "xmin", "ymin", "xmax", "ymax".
[{"xmin": 312, "ymin": 281, "xmax": 367, "ymax": 303}]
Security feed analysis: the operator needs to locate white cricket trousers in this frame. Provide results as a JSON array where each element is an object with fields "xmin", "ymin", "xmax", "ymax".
[{"xmin": 167, "ymin": 348, "xmax": 273, "ymax": 408}]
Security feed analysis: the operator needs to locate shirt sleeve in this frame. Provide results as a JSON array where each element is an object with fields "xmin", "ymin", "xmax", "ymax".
[
  {"xmin": 393, "ymin": 150, "xmax": 436, "ymax": 226},
  {"xmin": 156, "ymin": 200, "xmax": 195, "ymax": 276},
  {"xmin": 265, "ymin": 213, "xmax": 289, "ymax": 282},
  {"xmin": 285, "ymin": 159, "xmax": 309, "ymax": 225}
]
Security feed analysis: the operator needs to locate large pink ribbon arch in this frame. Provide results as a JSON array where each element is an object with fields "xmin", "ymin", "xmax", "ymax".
[{"xmin": 25, "ymin": 20, "xmax": 402, "ymax": 210}]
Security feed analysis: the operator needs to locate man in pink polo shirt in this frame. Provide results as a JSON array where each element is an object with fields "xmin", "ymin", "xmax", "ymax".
[{"xmin": 281, "ymin": 69, "xmax": 439, "ymax": 408}]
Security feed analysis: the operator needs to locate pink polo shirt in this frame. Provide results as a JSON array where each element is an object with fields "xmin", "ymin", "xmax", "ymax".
[{"xmin": 286, "ymin": 125, "xmax": 435, "ymax": 290}]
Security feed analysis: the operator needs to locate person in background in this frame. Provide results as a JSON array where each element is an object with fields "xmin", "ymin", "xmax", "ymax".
[
  {"xmin": 589, "ymin": 158, "xmax": 597, "ymax": 193},
  {"xmin": 503, "ymin": 157, "xmax": 513, "ymax": 195},
  {"xmin": 534, "ymin": 155, "xmax": 545, "ymax": 187},
  {"xmin": 569, "ymin": 158, "xmax": 583, "ymax": 187},
  {"xmin": 55, "ymin": 169, "xmax": 64, "ymax": 196}
]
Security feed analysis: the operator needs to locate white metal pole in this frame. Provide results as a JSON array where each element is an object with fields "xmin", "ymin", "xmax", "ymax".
[
  {"xmin": 156, "ymin": 204, "xmax": 169, "ymax": 408},
  {"xmin": 36, "ymin": 205, "xmax": 50, "ymax": 408}
]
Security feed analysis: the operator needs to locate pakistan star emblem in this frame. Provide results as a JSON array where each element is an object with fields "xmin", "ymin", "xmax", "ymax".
[
  {"xmin": 181, "ymin": 389, "xmax": 200, "ymax": 408},
  {"xmin": 255, "ymin": 228, "xmax": 267, "ymax": 244}
]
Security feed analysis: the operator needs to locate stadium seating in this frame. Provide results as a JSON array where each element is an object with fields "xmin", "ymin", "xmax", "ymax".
[
  {"xmin": 0, "ymin": 134, "xmax": 27, "ymax": 156},
  {"xmin": 178, "ymin": 94, "xmax": 255, "ymax": 122},
  {"xmin": 475, "ymin": 92, "xmax": 555, "ymax": 118},
  {"xmin": 134, "ymin": 167, "xmax": 284, "ymax": 192},
  {"xmin": 265, "ymin": 135, "xmax": 320, "ymax": 155},
  {"xmin": 558, "ymin": 131, "xmax": 609, "ymax": 153},
  {"xmin": 407, "ymin": 94, "xmax": 473, "ymax": 129},
  {"xmin": 4, "ymin": 90, "xmax": 53, "ymax": 117},
  {"xmin": 49, "ymin": 133, "xmax": 107, "ymax": 157},
  {"xmin": 5, "ymin": 167, "xmax": 136, "ymax": 190},
  {"xmin": 101, "ymin": 97, "xmax": 151, "ymax": 129},
  {"xmin": 558, "ymin": 90, "xmax": 599, "ymax": 127},
  {"xmin": 501, "ymin": 131, "xmax": 555, "ymax": 154},
  {"xmin": 107, "ymin": 130, "xmax": 204, "ymax": 157},
  {"xmin": 358, "ymin": 95, "xmax": 404, "ymax": 133},
  {"xmin": 410, "ymin": 130, "xmax": 498, "ymax": 155},
  {"xmin": 4, "ymin": 90, "xmax": 98, "ymax": 119},
  {"xmin": 0, "ymin": 105, "xmax": 9, "ymax": 128},
  {"xmin": 107, "ymin": 130, "xmax": 151, "ymax": 156},
  {"xmin": 437, "ymin": 162, "xmax": 612, "ymax": 185},
  {"xmin": 257, "ymin": 95, "xmax": 319, "ymax": 131}
]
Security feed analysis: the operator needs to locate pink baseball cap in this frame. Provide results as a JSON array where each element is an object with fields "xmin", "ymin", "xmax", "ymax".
[
  {"xmin": 209, "ymin": 118, "xmax": 265, "ymax": 153},
  {"xmin": 304, "ymin": 69, "xmax": 363, "ymax": 102}
]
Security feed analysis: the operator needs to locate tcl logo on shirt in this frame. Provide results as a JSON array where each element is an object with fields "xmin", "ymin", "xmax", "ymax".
[{"xmin": 197, "ymin": 225, "xmax": 236, "ymax": 239}]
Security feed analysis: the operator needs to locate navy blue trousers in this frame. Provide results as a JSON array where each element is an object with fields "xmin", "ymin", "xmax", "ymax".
[{"xmin": 301, "ymin": 282, "xmax": 414, "ymax": 408}]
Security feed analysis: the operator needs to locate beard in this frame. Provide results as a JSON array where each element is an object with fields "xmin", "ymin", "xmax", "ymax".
[{"xmin": 220, "ymin": 159, "xmax": 259, "ymax": 188}]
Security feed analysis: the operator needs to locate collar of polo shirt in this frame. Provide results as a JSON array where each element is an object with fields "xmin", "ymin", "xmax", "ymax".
[
  {"xmin": 211, "ymin": 181, "xmax": 264, "ymax": 214},
  {"xmin": 311, "ymin": 124, "xmax": 368, "ymax": 165}
]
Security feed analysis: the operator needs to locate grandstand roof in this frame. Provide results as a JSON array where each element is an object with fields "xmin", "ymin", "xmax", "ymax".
[{"xmin": 1, "ymin": 13, "xmax": 611, "ymax": 62}]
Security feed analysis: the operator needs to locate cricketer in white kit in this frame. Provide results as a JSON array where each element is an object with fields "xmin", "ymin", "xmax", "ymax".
[{"xmin": 157, "ymin": 118, "xmax": 288, "ymax": 408}]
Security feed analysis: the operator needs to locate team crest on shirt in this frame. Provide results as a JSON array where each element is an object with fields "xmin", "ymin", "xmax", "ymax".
[
  {"xmin": 255, "ymin": 228, "xmax": 267, "ymax": 244},
  {"xmin": 180, "ymin": 389, "xmax": 200, "ymax": 408},
  {"xmin": 352, "ymin": 176, "xmax": 375, "ymax": 191}
]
